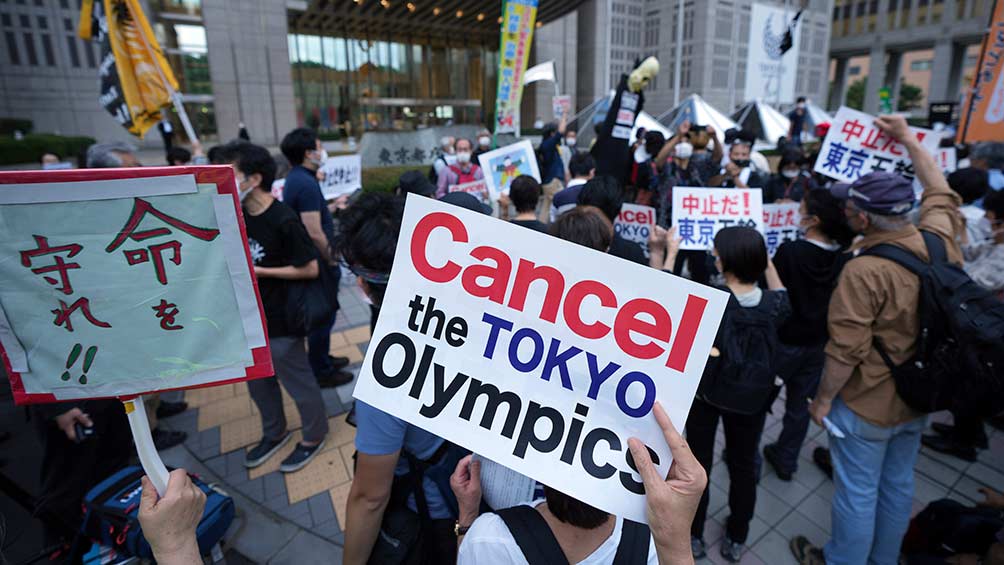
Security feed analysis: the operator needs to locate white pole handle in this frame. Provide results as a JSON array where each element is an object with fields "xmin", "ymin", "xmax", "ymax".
[{"xmin": 123, "ymin": 396, "xmax": 170, "ymax": 497}]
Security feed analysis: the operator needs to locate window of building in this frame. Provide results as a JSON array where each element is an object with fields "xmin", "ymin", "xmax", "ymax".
[
  {"xmin": 41, "ymin": 33, "xmax": 54, "ymax": 65},
  {"xmin": 5, "ymin": 31, "xmax": 19, "ymax": 64},
  {"xmin": 849, "ymin": 65, "xmax": 861, "ymax": 75},
  {"xmin": 60, "ymin": 0, "xmax": 69, "ymax": 8},
  {"xmin": 19, "ymin": 14, "xmax": 30, "ymax": 28},
  {"xmin": 63, "ymin": 18, "xmax": 72, "ymax": 32},
  {"xmin": 1, "ymin": 14, "xmax": 10, "ymax": 26},
  {"xmin": 37, "ymin": 16, "xmax": 47, "ymax": 29},
  {"xmin": 910, "ymin": 59, "xmax": 933, "ymax": 70},
  {"xmin": 34, "ymin": 0, "xmax": 43, "ymax": 6},
  {"xmin": 83, "ymin": 40, "xmax": 96, "ymax": 67},
  {"xmin": 22, "ymin": 32, "xmax": 37, "ymax": 65},
  {"xmin": 66, "ymin": 34, "xmax": 79, "ymax": 66}
]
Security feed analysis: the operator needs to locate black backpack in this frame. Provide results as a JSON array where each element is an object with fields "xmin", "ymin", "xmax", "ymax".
[
  {"xmin": 697, "ymin": 289, "xmax": 787, "ymax": 415},
  {"xmin": 862, "ymin": 230, "xmax": 1004, "ymax": 417},
  {"xmin": 495, "ymin": 505, "xmax": 651, "ymax": 565}
]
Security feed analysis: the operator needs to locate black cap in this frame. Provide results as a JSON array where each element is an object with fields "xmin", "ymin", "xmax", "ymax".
[
  {"xmin": 439, "ymin": 191, "xmax": 492, "ymax": 215},
  {"xmin": 398, "ymin": 170, "xmax": 436, "ymax": 197}
]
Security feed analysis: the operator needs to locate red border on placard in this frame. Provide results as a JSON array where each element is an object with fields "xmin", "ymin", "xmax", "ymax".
[{"xmin": 0, "ymin": 166, "xmax": 274, "ymax": 405}]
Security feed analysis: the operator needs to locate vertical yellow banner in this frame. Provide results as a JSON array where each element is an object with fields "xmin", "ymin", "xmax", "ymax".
[{"xmin": 493, "ymin": 0, "xmax": 538, "ymax": 134}]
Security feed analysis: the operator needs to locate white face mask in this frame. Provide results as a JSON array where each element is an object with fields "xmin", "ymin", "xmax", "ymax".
[
  {"xmin": 782, "ymin": 169, "xmax": 799, "ymax": 179},
  {"xmin": 566, "ymin": 137, "xmax": 577, "ymax": 147},
  {"xmin": 309, "ymin": 148, "xmax": 328, "ymax": 166},
  {"xmin": 237, "ymin": 177, "xmax": 255, "ymax": 202},
  {"xmin": 534, "ymin": 120, "xmax": 544, "ymax": 129},
  {"xmin": 479, "ymin": 136, "xmax": 491, "ymax": 147},
  {"xmin": 797, "ymin": 103, "xmax": 806, "ymax": 109},
  {"xmin": 456, "ymin": 151, "xmax": 472, "ymax": 164}
]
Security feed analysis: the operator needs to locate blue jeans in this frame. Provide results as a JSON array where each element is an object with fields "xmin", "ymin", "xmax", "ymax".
[
  {"xmin": 306, "ymin": 264, "xmax": 341, "ymax": 378},
  {"xmin": 772, "ymin": 342, "xmax": 825, "ymax": 473},
  {"xmin": 824, "ymin": 397, "xmax": 925, "ymax": 565}
]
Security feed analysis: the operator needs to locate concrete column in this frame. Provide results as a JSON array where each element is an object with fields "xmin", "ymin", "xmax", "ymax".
[
  {"xmin": 830, "ymin": 56, "xmax": 849, "ymax": 110},
  {"xmin": 885, "ymin": 50, "xmax": 903, "ymax": 111},
  {"xmin": 864, "ymin": 45, "xmax": 887, "ymax": 113},
  {"xmin": 202, "ymin": 0, "xmax": 296, "ymax": 146},
  {"xmin": 929, "ymin": 39, "xmax": 960, "ymax": 103}
]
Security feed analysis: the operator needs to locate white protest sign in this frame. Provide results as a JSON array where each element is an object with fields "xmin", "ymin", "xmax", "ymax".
[
  {"xmin": 671, "ymin": 187, "xmax": 765, "ymax": 251},
  {"xmin": 762, "ymin": 202, "xmax": 802, "ymax": 257},
  {"xmin": 353, "ymin": 195, "xmax": 729, "ymax": 523},
  {"xmin": 0, "ymin": 167, "xmax": 272, "ymax": 404},
  {"xmin": 814, "ymin": 106, "xmax": 940, "ymax": 184},
  {"xmin": 449, "ymin": 180, "xmax": 493, "ymax": 208},
  {"xmin": 319, "ymin": 154, "xmax": 362, "ymax": 199},
  {"xmin": 552, "ymin": 95, "xmax": 573, "ymax": 121},
  {"xmin": 614, "ymin": 203, "xmax": 656, "ymax": 259},
  {"xmin": 935, "ymin": 147, "xmax": 958, "ymax": 173},
  {"xmin": 478, "ymin": 140, "xmax": 541, "ymax": 198}
]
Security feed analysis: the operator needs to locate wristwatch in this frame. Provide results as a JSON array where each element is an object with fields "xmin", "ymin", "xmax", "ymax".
[{"xmin": 454, "ymin": 520, "xmax": 471, "ymax": 537}]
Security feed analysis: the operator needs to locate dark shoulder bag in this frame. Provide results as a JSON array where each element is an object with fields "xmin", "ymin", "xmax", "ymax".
[{"xmin": 284, "ymin": 260, "xmax": 339, "ymax": 335}]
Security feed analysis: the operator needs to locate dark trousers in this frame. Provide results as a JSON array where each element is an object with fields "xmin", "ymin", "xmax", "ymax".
[
  {"xmin": 673, "ymin": 249, "xmax": 710, "ymax": 285},
  {"xmin": 31, "ymin": 400, "xmax": 133, "ymax": 547},
  {"xmin": 773, "ymin": 341, "xmax": 826, "ymax": 473},
  {"xmin": 306, "ymin": 264, "xmax": 341, "ymax": 378},
  {"xmin": 950, "ymin": 409, "xmax": 987, "ymax": 446},
  {"xmin": 688, "ymin": 398, "xmax": 767, "ymax": 544}
]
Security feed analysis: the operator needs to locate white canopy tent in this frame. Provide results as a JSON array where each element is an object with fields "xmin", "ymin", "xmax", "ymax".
[
  {"xmin": 632, "ymin": 111, "xmax": 672, "ymax": 142},
  {"xmin": 804, "ymin": 102, "xmax": 833, "ymax": 140},
  {"xmin": 731, "ymin": 100, "xmax": 791, "ymax": 150},
  {"xmin": 656, "ymin": 94, "xmax": 738, "ymax": 146}
]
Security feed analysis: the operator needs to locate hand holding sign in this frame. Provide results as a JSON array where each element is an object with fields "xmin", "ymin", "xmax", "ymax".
[
  {"xmin": 628, "ymin": 401, "xmax": 708, "ymax": 564},
  {"xmin": 139, "ymin": 469, "xmax": 206, "ymax": 565},
  {"xmin": 450, "ymin": 455, "xmax": 482, "ymax": 527}
]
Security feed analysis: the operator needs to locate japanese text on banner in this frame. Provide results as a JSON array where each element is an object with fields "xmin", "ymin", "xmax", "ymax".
[
  {"xmin": 0, "ymin": 169, "xmax": 271, "ymax": 404},
  {"xmin": 494, "ymin": 0, "xmax": 538, "ymax": 134},
  {"xmin": 671, "ymin": 187, "xmax": 765, "ymax": 251},
  {"xmin": 352, "ymin": 195, "xmax": 728, "ymax": 523},
  {"xmin": 762, "ymin": 202, "xmax": 802, "ymax": 257},
  {"xmin": 319, "ymin": 154, "xmax": 362, "ymax": 200},
  {"xmin": 814, "ymin": 106, "xmax": 940, "ymax": 184}
]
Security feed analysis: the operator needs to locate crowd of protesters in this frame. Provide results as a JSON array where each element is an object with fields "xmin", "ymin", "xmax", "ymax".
[{"xmin": 24, "ymin": 110, "xmax": 1004, "ymax": 565}]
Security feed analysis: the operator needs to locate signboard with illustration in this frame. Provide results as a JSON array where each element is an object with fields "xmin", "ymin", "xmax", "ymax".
[{"xmin": 478, "ymin": 140, "xmax": 542, "ymax": 198}]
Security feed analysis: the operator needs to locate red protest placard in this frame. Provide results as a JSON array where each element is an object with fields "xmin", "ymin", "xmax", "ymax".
[{"xmin": 0, "ymin": 166, "xmax": 272, "ymax": 404}]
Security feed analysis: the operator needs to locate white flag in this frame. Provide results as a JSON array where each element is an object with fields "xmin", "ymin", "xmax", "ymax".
[{"xmin": 523, "ymin": 61, "xmax": 556, "ymax": 85}]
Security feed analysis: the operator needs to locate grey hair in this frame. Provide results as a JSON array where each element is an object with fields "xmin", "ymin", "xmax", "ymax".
[
  {"xmin": 862, "ymin": 209, "xmax": 911, "ymax": 231},
  {"xmin": 971, "ymin": 142, "xmax": 1004, "ymax": 169},
  {"xmin": 439, "ymin": 136, "xmax": 454, "ymax": 150},
  {"xmin": 86, "ymin": 141, "xmax": 137, "ymax": 168}
]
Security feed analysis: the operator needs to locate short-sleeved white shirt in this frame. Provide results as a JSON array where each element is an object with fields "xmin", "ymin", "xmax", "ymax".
[{"xmin": 456, "ymin": 500, "xmax": 658, "ymax": 565}]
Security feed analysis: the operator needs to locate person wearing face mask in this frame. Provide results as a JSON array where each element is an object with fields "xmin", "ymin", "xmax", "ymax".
[
  {"xmin": 279, "ymin": 128, "xmax": 353, "ymax": 388},
  {"xmin": 436, "ymin": 137, "xmax": 485, "ymax": 198},
  {"xmin": 764, "ymin": 151, "xmax": 818, "ymax": 203},
  {"xmin": 762, "ymin": 189, "xmax": 853, "ymax": 483},
  {"xmin": 710, "ymin": 142, "xmax": 766, "ymax": 189},
  {"xmin": 787, "ymin": 97, "xmax": 808, "ymax": 147},
  {"xmin": 474, "ymin": 129, "xmax": 492, "ymax": 161},
  {"xmin": 226, "ymin": 141, "xmax": 330, "ymax": 473},
  {"xmin": 558, "ymin": 128, "xmax": 578, "ymax": 183}
]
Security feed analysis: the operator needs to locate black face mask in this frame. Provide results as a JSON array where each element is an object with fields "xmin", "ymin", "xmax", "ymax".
[{"xmin": 733, "ymin": 159, "xmax": 751, "ymax": 168}]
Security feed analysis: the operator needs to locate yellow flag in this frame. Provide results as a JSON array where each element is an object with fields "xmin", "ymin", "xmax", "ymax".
[{"xmin": 79, "ymin": 0, "xmax": 179, "ymax": 137}]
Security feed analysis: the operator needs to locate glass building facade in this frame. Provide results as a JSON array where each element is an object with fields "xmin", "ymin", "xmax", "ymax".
[{"xmin": 288, "ymin": 32, "xmax": 500, "ymax": 135}]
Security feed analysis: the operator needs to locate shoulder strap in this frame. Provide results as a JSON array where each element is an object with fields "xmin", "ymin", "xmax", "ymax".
[
  {"xmin": 495, "ymin": 506, "xmax": 570, "ymax": 565},
  {"xmin": 613, "ymin": 520, "xmax": 651, "ymax": 565},
  {"xmin": 920, "ymin": 230, "xmax": 948, "ymax": 264},
  {"xmin": 862, "ymin": 243, "xmax": 929, "ymax": 276}
]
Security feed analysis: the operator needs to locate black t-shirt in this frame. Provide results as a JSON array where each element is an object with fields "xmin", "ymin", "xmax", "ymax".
[
  {"xmin": 773, "ymin": 239, "xmax": 849, "ymax": 346},
  {"xmin": 510, "ymin": 219, "xmax": 549, "ymax": 233},
  {"xmin": 788, "ymin": 108, "xmax": 806, "ymax": 136},
  {"xmin": 609, "ymin": 234, "xmax": 648, "ymax": 265},
  {"xmin": 244, "ymin": 200, "xmax": 318, "ymax": 338}
]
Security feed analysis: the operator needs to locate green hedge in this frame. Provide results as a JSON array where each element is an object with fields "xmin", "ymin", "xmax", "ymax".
[
  {"xmin": 0, "ymin": 118, "xmax": 33, "ymax": 135},
  {"xmin": 362, "ymin": 165, "xmax": 426, "ymax": 193},
  {"xmin": 0, "ymin": 134, "xmax": 96, "ymax": 166}
]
